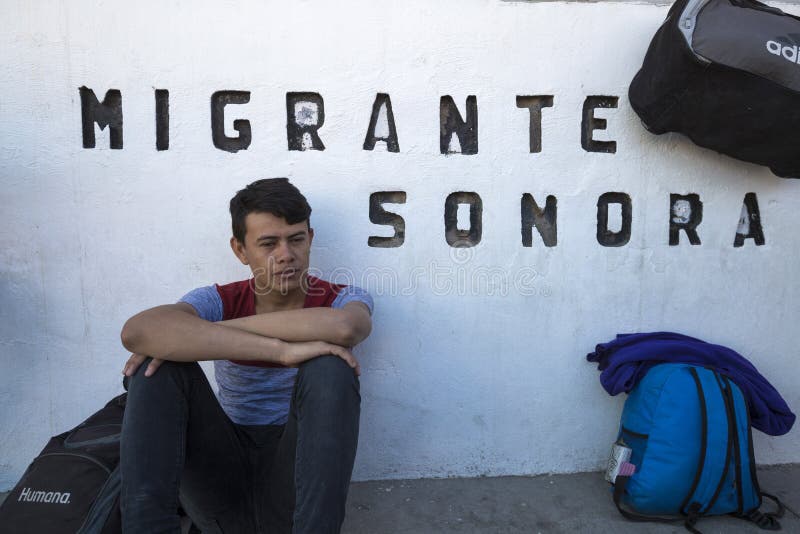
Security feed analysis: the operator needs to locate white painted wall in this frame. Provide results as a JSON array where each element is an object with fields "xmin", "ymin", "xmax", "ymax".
[{"xmin": 1, "ymin": 0, "xmax": 799, "ymax": 489}]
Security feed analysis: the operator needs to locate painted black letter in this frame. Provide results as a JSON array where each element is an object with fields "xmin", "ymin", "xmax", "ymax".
[
  {"xmin": 734, "ymin": 193, "xmax": 765, "ymax": 247},
  {"xmin": 581, "ymin": 96, "xmax": 618, "ymax": 153},
  {"xmin": 287, "ymin": 92, "xmax": 325, "ymax": 151},
  {"xmin": 80, "ymin": 87, "xmax": 122, "ymax": 149},
  {"xmin": 521, "ymin": 194, "xmax": 557, "ymax": 247},
  {"xmin": 669, "ymin": 194, "xmax": 703, "ymax": 246},
  {"xmin": 363, "ymin": 94, "xmax": 399, "ymax": 152},
  {"xmin": 368, "ymin": 192, "xmax": 407, "ymax": 248},
  {"xmin": 597, "ymin": 192, "xmax": 632, "ymax": 247},
  {"xmin": 440, "ymin": 96, "xmax": 478, "ymax": 155},
  {"xmin": 211, "ymin": 91, "xmax": 251, "ymax": 153},
  {"xmin": 516, "ymin": 95, "xmax": 553, "ymax": 153},
  {"xmin": 445, "ymin": 192, "xmax": 482, "ymax": 247},
  {"xmin": 155, "ymin": 89, "xmax": 169, "ymax": 151}
]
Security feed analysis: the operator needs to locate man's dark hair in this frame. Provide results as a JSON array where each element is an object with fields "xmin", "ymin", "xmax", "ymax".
[{"xmin": 229, "ymin": 178, "xmax": 312, "ymax": 243}]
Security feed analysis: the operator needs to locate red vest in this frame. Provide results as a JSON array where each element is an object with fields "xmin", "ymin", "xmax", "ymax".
[{"xmin": 215, "ymin": 275, "xmax": 344, "ymax": 368}]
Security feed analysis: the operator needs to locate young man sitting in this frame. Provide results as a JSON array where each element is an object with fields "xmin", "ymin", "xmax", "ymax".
[{"xmin": 119, "ymin": 178, "xmax": 373, "ymax": 533}]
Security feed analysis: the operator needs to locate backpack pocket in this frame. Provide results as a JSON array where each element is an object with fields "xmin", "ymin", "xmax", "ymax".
[
  {"xmin": 619, "ymin": 426, "xmax": 649, "ymax": 469},
  {"xmin": 0, "ymin": 452, "xmax": 110, "ymax": 533}
]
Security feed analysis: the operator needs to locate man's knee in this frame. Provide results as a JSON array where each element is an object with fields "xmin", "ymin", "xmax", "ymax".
[
  {"xmin": 296, "ymin": 355, "xmax": 360, "ymax": 406},
  {"xmin": 299, "ymin": 354, "xmax": 359, "ymax": 383},
  {"xmin": 126, "ymin": 359, "xmax": 202, "ymax": 395}
]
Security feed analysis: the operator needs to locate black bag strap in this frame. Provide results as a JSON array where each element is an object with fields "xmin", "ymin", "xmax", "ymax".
[
  {"xmin": 737, "ymin": 492, "xmax": 784, "ymax": 530},
  {"xmin": 612, "ymin": 475, "xmax": 703, "ymax": 533},
  {"xmin": 742, "ymin": 508, "xmax": 780, "ymax": 530},
  {"xmin": 777, "ymin": 493, "xmax": 800, "ymax": 520},
  {"xmin": 761, "ymin": 492, "xmax": 786, "ymax": 519},
  {"xmin": 76, "ymin": 466, "xmax": 121, "ymax": 534}
]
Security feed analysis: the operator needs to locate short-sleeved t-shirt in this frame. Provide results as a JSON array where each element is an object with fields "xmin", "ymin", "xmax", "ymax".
[{"xmin": 180, "ymin": 276, "xmax": 373, "ymax": 425}]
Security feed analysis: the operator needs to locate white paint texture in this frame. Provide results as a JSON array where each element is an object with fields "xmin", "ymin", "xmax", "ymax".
[{"xmin": 1, "ymin": 0, "xmax": 799, "ymax": 489}]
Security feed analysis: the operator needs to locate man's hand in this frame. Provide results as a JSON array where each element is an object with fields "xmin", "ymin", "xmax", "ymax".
[
  {"xmin": 122, "ymin": 353, "xmax": 164, "ymax": 378},
  {"xmin": 282, "ymin": 341, "xmax": 360, "ymax": 376}
]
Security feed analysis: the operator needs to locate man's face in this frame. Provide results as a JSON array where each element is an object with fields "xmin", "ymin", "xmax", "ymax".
[{"xmin": 231, "ymin": 212, "xmax": 313, "ymax": 295}]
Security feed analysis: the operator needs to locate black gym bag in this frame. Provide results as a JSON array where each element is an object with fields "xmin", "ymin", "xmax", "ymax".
[
  {"xmin": 629, "ymin": 0, "xmax": 800, "ymax": 177},
  {"xmin": 0, "ymin": 394, "xmax": 126, "ymax": 534}
]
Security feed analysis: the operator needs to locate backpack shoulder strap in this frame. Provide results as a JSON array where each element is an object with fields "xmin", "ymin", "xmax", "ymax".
[
  {"xmin": 680, "ymin": 367, "xmax": 732, "ymax": 515},
  {"xmin": 75, "ymin": 465, "xmax": 121, "ymax": 534}
]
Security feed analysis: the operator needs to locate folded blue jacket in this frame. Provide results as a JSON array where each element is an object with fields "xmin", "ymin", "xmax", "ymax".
[{"xmin": 586, "ymin": 331, "xmax": 795, "ymax": 436}]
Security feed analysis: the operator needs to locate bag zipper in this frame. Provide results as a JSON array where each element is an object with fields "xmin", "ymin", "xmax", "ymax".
[
  {"xmin": 620, "ymin": 426, "xmax": 649, "ymax": 440},
  {"xmin": 37, "ymin": 452, "xmax": 112, "ymax": 475}
]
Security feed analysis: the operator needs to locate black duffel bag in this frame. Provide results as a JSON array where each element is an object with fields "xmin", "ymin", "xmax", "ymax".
[
  {"xmin": 0, "ymin": 394, "xmax": 126, "ymax": 534},
  {"xmin": 629, "ymin": 0, "xmax": 800, "ymax": 177}
]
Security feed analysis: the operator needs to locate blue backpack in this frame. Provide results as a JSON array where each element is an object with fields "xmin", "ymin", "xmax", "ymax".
[{"xmin": 612, "ymin": 364, "xmax": 784, "ymax": 532}]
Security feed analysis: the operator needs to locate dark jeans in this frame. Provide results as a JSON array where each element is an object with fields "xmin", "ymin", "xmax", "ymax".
[{"xmin": 120, "ymin": 355, "xmax": 360, "ymax": 534}]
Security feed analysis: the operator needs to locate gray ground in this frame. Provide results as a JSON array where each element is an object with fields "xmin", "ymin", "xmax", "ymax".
[
  {"xmin": 2, "ymin": 465, "xmax": 798, "ymax": 533},
  {"xmin": 342, "ymin": 465, "xmax": 800, "ymax": 533}
]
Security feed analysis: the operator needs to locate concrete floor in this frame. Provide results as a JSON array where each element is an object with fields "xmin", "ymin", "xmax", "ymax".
[
  {"xmin": 342, "ymin": 465, "xmax": 800, "ymax": 533},
  {"xmin": 1, "ymin": 465, "xmax": 798, "ymax": 533}
]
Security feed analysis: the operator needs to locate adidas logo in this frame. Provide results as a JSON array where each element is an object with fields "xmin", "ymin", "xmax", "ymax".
[
  {"xmin": 17, "ymin": 487, "xmax": 71, "ymax": 504},
  {"xmin": 766, "ymin": 40, "xmax": 800, "ymax": 63}
]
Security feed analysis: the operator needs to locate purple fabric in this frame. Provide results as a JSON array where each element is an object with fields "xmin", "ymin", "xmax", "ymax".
[{"xmin": 586, "ymin": 332, "xmax": 795, "ymax": 436}]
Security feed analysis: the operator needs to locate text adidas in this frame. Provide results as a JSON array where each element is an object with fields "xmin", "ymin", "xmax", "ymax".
[{"xmin": 766, "ymin": 40, "xmax": 800, "ymax": 63}]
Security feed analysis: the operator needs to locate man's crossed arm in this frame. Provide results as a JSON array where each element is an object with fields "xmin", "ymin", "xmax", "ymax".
[{"xmin": 121, "ymin": 302, "xmax": 371, "ymax": 377}]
